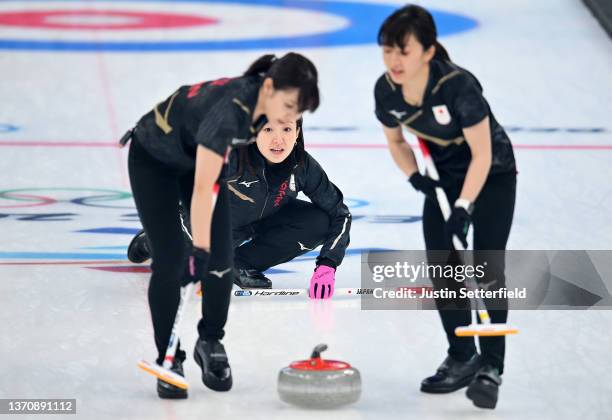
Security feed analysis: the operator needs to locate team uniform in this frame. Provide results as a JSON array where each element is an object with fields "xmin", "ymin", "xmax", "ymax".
[
  {"xmin": 129, "ymin": 142, "xmax": 352, "ymax": 286},
  {"xmin": 126, "ymin": 74, "xmax": 267, "ymax": 396},
  {"xmin": 226, "ymin": 144, "xmax": 351, "ymax": 274},
  {"xmin": 374, "ymin": 59, "xmax": 517, "ymax": 375}
]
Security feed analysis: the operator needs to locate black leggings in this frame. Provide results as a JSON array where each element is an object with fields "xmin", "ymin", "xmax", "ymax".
[
  {"xmin": 234, "ymin": 199, "xmax": 331, "ymax": 271},
  {"xmin": 128, "ymin": 139, "xmax": 234, "ymax": 364},
  {"xmin": 423, "ymin": 172, "xmax": 516, "ymax": 373}
]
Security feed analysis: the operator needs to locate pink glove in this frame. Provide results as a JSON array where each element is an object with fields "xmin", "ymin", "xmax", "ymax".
[{"xmin": 309, "ymin": 265, "xmax": 335, "ymax": 299}]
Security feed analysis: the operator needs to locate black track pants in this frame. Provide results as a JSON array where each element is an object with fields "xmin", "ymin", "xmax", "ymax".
[
  {"xmin": 234, "ymin": 199, "xmax": 330, "ymax": 272},
  {"xmin": 422, "ymin": 172, "xmax": 516, "ymax": 373},
  {"xmin": 128, "ymin": 139, "xmax": 234, "ymax": 365}
]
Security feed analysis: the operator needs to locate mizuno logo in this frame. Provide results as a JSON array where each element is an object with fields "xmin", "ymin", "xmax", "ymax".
[
  {"xmin": 239, "ymin": 180, "xmax": 259, "ymax": 188},
  {"xmin": 298, "ymin": 242, "xmax": 313, "ymax": 251},
  {"xmin": 209, "ymin": 268, "xmax": 232, "ymax": 278},
  {"xmin": 389, "ymin": 109, "xmax": 407, "ymax": 119},
  {"xmin": 480, "ymin": 279, "xmax": 497, "ymax": 291}
]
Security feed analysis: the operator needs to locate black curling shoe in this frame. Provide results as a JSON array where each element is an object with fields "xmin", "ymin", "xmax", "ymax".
[
  {"xmin": 127, "ymin": 229, "xmax": 150, "ymax": 264},
  {"xmin": 466, "ymin": 364, "xmax": 502, "ymax": 409},
  {"xmin": 157, "ymin": 358, "xmax": 188, "ymax": 399},
  {"xmin": 234, "ymin": 269, "xmax": 272, "ymax": 289},
  {"xmin": 420, "ymin": 353, "xmax": 481, "ymax": 393},
  {"xmin": 193, "ymin": 338, "xmax": 233, "ymax": 392}
]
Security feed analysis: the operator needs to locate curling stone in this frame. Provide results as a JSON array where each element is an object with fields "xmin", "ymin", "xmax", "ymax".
[{"xmin": 277, "ymin": 344, "xmax": 361, "ymax": 409}]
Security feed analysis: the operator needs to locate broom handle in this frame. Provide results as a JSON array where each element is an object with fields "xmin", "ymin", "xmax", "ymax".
[
  {"xmin": 162, "ymin": 177, "xmax": 220, "ymax": 368},
  {"xmin": 416, "ymin": 138, "xmax": 490, "ymax": 325},
  {"xmin": 162, "ymin": 282, "xmax": 193, "ymax": 369}
]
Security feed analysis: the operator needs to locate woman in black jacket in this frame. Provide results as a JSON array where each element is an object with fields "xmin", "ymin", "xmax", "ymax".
[
  {"xmin": 125, "ymin": 53, "xmax": 320, "ymax": 399},
  {"xmin": 374, "ymin": 5, "xmax": 516, "ymax": 410},
  {"xmin": 128, "ymin": 118, "xmax": 351, "ymax": 299}
]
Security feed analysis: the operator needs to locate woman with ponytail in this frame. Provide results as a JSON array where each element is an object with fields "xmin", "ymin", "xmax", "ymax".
[
  {"xmin": 128, "ymin": 117, "xmax": 351, "ymax": 295},
  {"xmin": 122, "ymin": 52, "xmax": 319, "ymax": 399},
  {"xmin": 374, "ymin": 5, "xmax": 517, "ymax": 410}
]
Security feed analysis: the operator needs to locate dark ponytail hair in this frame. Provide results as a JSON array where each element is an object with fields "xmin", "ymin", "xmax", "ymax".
[
  {"xmin": 243, "ymin": 54, "xmax": 277, "ymax": 77},
  {"xmin": 244, "ymin": 53, "xmax": 320, "ymax": 113},
  {"xmin": 377, "ymin": 4, "xmax": 450, "ymax": 62}
]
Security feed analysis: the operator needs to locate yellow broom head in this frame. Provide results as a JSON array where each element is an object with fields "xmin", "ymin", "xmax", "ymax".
[
  {"xmin": 455, "ymin": 324, "xmax": 519, "ymax": 337},
  {"xmin": 138, "ymin": 359, "xmax": 189, "ymax": 390}
]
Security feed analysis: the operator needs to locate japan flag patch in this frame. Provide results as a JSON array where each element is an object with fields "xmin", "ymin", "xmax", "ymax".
[{"xmin": 432, "ymin": 105, "xmax": 452, "ymax": 125}]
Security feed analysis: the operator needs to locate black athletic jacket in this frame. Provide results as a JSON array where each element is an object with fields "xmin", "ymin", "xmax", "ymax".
[
  {"xmin": 223, "ymin": 145, "xmax": 351, "ymax": 268},
  {"xmin": 134, "ymin": 75, "xmax": 266, "ymax": 170},
  {"xmin": 375, "ymin": 59, "xmax": 516, "ymax": 180}
]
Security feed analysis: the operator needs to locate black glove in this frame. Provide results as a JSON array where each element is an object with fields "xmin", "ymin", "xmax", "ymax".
[
  {"xmin": 445, "ymin": 206, "xmax": 472, "ymax": 250},
  {"xmin": 181, "ymin": 247, "xmax": 210, "ymax": 287},
  {"xmin": 408, "ymin": 172, "xmax": 439, "ymax": 200}
]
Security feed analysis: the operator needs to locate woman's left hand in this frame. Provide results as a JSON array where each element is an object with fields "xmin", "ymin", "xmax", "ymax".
[
  {"xmin": 445, "ymin": 206, "xmax": 471, "ymax": 250},
  {"xmin": 309, "ymin": 265, "xmax": 335, "ymax": 299}
]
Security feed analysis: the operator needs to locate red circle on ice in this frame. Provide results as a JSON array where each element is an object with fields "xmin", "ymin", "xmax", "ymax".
[{"xmin": 0, "ymin": 10, "xmax": 218, "ymax": 30}]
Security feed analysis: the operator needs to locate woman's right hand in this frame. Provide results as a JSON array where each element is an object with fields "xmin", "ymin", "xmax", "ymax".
[
  {"xmin": 408, "ymin": 172, "xmax": 440, "ymax": 200},
  {"xmin": 182, "ymin": 247, "xmax": 211, "ymax": 286}
]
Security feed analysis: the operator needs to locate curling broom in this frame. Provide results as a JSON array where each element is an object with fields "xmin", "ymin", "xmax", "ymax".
[{"xmin": 416, "ymin": 138, "xmax": 518, "ymax": 337}]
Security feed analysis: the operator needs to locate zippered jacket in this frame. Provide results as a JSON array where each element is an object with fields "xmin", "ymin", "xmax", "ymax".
[{"xmin": 224, "ymin": 145, "xmax": 351, "ymax": 267}]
